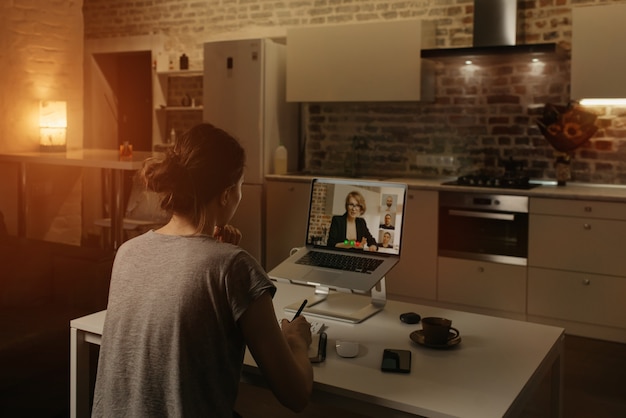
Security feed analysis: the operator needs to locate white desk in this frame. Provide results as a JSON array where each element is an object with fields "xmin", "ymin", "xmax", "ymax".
[
  {"xmin": 0, "ymin": 149, "xmax": 155, "ymax": 249},
  {"xmin": 70, "ymin": 281, "xmax": 564, "ymax": 418}
]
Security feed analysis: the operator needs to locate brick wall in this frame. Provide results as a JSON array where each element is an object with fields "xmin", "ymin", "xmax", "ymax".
[
  {"xmin": 83, "ymin": 0, "xmax": 626, "ymax": 184},
  {"xmin": 0, "ymin": 0, "xmax": 84, "ymax": 242}
]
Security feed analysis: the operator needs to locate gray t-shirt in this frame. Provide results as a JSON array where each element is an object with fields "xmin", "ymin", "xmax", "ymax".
[{"xmin": 92, "ymin": 230, "xmax": 276, "ymax": 417}]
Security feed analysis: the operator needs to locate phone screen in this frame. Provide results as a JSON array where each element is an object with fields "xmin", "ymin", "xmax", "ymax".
[{"xmin": 381, "ymin": 349, "xmax": 411, "ymax": 373}]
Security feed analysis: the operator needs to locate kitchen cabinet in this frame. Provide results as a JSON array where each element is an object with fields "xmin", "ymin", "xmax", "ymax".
[
  {"xmin": 571, "ymin": 3, "xmax": 626, "ymax": 101},
  {"xmin": 152, "ymin": 70, "xmax": 203, "ymax": 149},
  {"xmin": 438, "ymin": 256, "xmax": 527, "ymax": 317},
  {"xmin": 529, "ymin": 198, "xmax": 626, "ymax": 277},
  {"xmin": 265, "ymin": 178, "xmax": 311, "ymax": 271},
  {"xmin": 286, "ymin": 19, "xmax": 435, "ymax": 102},
  {"xmin": 528, "ymin": 197, "xmax": 626, "ymax": 343},
  {"xmin": 528, "ymin": 268, "xmax": 626, "ymax": 330},
  {"xmin": 385, "ymin": 189, "xmax": 438, "ymax": 303}
]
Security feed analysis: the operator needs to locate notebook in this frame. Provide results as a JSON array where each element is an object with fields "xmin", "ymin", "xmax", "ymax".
[{"xmin": 268, "ymin": 178, "xmax": 407, "ymax": 293}]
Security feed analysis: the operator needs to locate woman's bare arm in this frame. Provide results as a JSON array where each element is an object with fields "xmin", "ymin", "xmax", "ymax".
[{"xmin": 238, "ymin": 292, "xmax": 313, "ymax": 412}]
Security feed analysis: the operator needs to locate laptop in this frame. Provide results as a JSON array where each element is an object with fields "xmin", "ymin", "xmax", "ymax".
[{"xmin": 268, "ymin": 178, "xmax": 407, "ymax": 294}]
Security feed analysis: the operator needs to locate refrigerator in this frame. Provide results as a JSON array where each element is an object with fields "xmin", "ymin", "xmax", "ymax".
[{"xmin": 203, "ymin": 39, "xmax": 299, "ymax": 266}]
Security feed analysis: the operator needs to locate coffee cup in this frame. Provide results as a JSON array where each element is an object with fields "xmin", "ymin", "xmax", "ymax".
[{"xmin": 421, "ymin": 317, "xmax": 460, "ymax": 345}]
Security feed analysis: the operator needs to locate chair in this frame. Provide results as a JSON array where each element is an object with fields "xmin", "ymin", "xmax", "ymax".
[{"xmin": 95, "ymin": 179, "xmax": 169, "ymax": 247}]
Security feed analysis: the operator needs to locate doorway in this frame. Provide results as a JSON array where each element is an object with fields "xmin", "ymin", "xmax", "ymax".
[
  {"xmin": 82, "ymin": 50, "xmax": 152, "ymax": 245},
  {"xmin": 86, "ymin": 51, "xmax": 152, "ymax": 151}
]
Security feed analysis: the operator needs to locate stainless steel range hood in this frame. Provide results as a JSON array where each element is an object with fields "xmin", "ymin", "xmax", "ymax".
[
  {"xmin": 422, "ymin": 0, "xmax": 564, "ymax": 60},
  {"xmin": 473, "ymin": 0, "xmax": 516, "ymax": 47}
]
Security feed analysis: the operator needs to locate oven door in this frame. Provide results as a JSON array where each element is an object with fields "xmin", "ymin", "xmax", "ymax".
[{"xmin": 438, "ymin": 206, "xmax": 528, "ymax": 266}]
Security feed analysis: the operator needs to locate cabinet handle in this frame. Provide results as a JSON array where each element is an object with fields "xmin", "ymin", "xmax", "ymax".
[
  {"xmin": 584, "ymin": 206, "xmax": 592, "ymax": 213},
  {"xmin": 582, "ymin": 279, "xmax": 591, "ymax": 286},
  {"xmin": 583, "ymin": 223, "xmax": 591, "ymax": 230}
]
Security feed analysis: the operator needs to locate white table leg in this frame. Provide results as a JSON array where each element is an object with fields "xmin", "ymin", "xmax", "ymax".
[
  {"xmin": 17, "ymin": 161, "xmax": 27, "ymax": 237},
  {"xmin": 550, "ymin": 335, "xmax": 565, "ymax": 418},
  {"xmin": 110, "ymin": 169, "xmax": 125, "ymax": 250},
  {"xmin": 70, "ymin": 327, "xmax": 91, "ymax": 418}
]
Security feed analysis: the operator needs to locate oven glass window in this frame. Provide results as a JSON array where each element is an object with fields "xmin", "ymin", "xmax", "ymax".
[{"xmin": 438, "ymin": 209, "xmax": 528, "ymax": 259}]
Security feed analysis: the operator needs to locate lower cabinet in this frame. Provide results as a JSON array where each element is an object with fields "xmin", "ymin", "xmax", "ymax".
[
  {"xmin": 528, "ymin": 197, "xmax": 626, "ymax": 342},
  {"xmin": 528, "ymin": 267, "xmax": 626, "ymax": 330},
  {"xmin": 265, "ymin": 178, "xmax": 311, "ymax": 271},
  {"xmin": 438, "ymin": 257, "xmax": 527, "ymax": 315},
  {"xmin": 385, "ymin": 189, "xmax": 438, "ymax": 302}
]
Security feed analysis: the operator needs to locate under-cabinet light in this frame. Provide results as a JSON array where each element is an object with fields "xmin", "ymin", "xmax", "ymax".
[{"xmin": 579, "ymin": 98, "xmax": 626, "ymax": 106}]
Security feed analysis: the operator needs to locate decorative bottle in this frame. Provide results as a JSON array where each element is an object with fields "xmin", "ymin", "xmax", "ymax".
[
  {"xmin": 169, "ymin": 128, "xmax": 176, "ymax": 144},
  {"xmin": 273, "ymin": 143, "xmax": 288, "ymax": 174}
]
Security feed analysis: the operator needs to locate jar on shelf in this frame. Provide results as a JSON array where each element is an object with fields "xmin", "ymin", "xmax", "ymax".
[{"xmin": 179, "ymin": 54, "xmax": 189, "ymax": 70}]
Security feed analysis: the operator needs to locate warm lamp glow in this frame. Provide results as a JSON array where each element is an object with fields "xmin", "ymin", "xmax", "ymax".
[{"xmin": 39, "ymin": 101, "xmax": 67, "ymax": 152}]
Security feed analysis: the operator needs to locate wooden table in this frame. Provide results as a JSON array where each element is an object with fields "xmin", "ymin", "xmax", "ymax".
[
  {"xmin": 70, "ymin": 280, "xmax": 564, "ymax": 417},
  {"xmin": 0, "ymin": 149, "xmax": 154, "ymax": 249}
]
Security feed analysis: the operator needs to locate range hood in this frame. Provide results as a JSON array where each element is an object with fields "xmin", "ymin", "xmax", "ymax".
[{"xmin": 422, "ymin": 0, "xmax": 564, "ymax": 60}]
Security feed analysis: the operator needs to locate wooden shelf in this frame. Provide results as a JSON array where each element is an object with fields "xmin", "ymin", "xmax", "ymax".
[
  {"xmin": 155, "ymin": 70, "xmax": 203, "ymax": 77},
  {"xmin": 156, "ymin": 106, "xmax": 203, "ymax": 111}
]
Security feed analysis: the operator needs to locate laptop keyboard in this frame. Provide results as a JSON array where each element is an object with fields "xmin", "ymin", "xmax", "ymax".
[{"xmin": 296, "ymin": 251, "xmax": 383, "ymax": 274}]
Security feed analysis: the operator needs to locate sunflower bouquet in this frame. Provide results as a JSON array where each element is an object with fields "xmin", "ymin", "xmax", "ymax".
[
  {"xmin": 536, "ymin": 102, "xmax": 598, "ymax": 185},
  {"xmin": 536, "ymin": 102, "xmax": 598, "ymax": 152}
]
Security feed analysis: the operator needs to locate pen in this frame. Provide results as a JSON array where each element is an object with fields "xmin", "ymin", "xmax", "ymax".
[{"xmin": 292, "ymin": 299, "xmax": 308, "ymax": 321}]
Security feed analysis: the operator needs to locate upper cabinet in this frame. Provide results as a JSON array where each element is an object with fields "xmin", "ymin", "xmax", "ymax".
[
  {"xmin": 571, "ymin": 4, "xmax": 626, "ymax": 102},
  {"xmin": 286, "ymin": 20, "xmax": 435, "ymax": 102}
]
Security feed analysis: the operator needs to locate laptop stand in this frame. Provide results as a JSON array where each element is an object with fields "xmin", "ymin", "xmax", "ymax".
[{"xmin": 284, "ymin": 277, "xmax": 387, "ymax": 324}]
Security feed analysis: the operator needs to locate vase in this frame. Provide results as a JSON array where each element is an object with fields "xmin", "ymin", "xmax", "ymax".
[{"xmin": 555, "ymin": 155, "xmax": 571, "ymax": 186}]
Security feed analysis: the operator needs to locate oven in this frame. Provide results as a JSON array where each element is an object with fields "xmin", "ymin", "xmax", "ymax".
[{"xmin": 438, "ymin": 192, "xmax": 529, "ymax": 266}]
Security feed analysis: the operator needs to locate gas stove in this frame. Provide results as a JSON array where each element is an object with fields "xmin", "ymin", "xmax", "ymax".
[{"xmin": 443, "ymin": 174, "xmax": 542, "ymax": 190}]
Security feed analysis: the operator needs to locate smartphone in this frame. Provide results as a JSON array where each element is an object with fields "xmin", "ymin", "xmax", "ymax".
[{"xmin": 381, "ymin": 348, "xmax": 411, "ymax": 373}]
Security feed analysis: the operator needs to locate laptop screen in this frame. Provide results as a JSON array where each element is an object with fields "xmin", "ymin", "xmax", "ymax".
[{"xmin": 305, "ymin": 178, "xmax": 407, "ymax": 256}]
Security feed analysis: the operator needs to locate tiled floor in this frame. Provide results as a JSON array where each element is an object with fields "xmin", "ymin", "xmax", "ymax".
[{"xmin": 235, "ymin": 335, "xmax": 626, "ymax": 418}]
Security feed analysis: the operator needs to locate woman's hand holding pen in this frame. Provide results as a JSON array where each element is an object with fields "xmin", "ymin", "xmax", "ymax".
[
  {"xmin": 213, "ymin": 224, "xmax": 242, "ymax": 245},
  {"xmin": 281, "ymin": 301, "xmax": 312, "ymax": 350},
  {"xmin": 281, "ymin": 316, "xmax": 312, "ymax": 351}
]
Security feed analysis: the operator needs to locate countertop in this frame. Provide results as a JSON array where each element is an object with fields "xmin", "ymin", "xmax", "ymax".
[
  {"xmin": 266, "ymin": 173, "xmax": 626, "ymax": 203},
  {"xmin": 0, "ymin": 149, "xmax": 155, "ymax": 170}
]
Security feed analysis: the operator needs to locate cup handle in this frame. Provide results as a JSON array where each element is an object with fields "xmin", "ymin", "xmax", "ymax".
[{"xmin": 448, "ymin": 327, "xmax": 460, "ymax": 340}]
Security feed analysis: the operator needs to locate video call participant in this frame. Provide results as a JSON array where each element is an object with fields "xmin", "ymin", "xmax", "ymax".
[
  {"xmin": 327, "ymin": 190, "xmax": 378, "ymax": 251},
  {"xmin": 381, "ymin": 194, "xmax": 395, "ymax": 212},
  {"xmin": 379, "ymin": 213, "xmax": 395, "ymax": 230},
  {"xmin": 92, "ymin": 123, "xmax": 313, "ymax": 417},
  {"xmin": 378, "ymin": 231, "xmax": 393, "ymax": 249}
]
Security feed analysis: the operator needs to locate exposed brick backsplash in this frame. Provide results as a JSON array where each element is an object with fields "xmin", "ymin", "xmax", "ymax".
[
  {"xmin": 303, "ymin": 55, "xmax": 626, "ymax": 184},
  {"xmin": 83, "ymin": 0, "xmax": 626, "ymax": 184}
]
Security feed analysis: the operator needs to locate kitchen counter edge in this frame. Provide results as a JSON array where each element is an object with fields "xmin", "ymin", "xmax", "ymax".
[{"xmin": 266, "ymin": 174, "xmax": 626, "ymax": 203}]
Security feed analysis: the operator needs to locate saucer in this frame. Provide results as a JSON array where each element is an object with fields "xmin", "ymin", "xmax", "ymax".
[{"xmin": 410, "ymin": 330, "xmax": 462, "ymax": 349}]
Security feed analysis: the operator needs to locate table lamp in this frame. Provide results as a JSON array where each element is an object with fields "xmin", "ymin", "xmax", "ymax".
[{"xmin": 39, "ymin": 100, "xmax": 67, "ymax": 152}]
